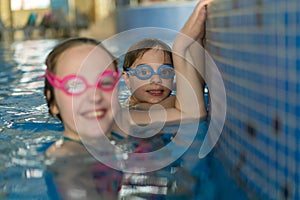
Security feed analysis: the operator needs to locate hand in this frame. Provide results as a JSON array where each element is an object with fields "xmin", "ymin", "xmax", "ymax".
[{"xmin": 174, "ymin": 0, "xmax": 213, "ymax": 49}]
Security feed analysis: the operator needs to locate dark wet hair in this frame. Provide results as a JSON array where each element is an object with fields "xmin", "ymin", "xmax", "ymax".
[
  {"xmin": 44, "ymin": 37, "xmax": 118, "ymax": 121},
  {"xmin": 123, "ymin": 38, "xmax": 173, "ymax": 71}
]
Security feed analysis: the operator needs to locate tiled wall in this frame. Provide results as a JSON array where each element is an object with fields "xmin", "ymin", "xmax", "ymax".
[{"xmin": 206, "ymin": 0, "xmax": 299, "ymax": 199}]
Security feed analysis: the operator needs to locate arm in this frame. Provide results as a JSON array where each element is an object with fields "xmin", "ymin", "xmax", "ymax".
[{"xmin": 172, "ymin": 0, "xmax": 211, "ymax": 119}]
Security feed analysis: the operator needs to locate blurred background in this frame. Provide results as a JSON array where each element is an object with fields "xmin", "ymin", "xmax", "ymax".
[{"xmin": 0, "ymin": 0, "xmax": 196, "ymax": 41}]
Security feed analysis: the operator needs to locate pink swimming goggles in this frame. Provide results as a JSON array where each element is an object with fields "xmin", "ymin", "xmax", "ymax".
[{"xmin": 45, "ymin": 69, "xmax": 120, "ymax": 96}]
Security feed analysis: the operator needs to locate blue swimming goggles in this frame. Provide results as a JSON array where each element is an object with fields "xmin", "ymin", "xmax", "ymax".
[{"xmin": 126, "ymin": 64, "xmax": 175, "ymax": 80}]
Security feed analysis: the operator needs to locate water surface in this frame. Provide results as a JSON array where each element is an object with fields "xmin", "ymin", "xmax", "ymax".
[{"xmin": 0, "ymin": 39, "xmax": 250, "ymax": 200}]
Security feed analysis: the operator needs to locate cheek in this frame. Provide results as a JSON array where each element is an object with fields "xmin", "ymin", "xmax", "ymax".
[
  {"xmin": 55, "ymin": 91, "xmax": 71, "ymax": 110},
  {"xmin": 129, "ymin": 79, "xmax": 146, "ymax": 91},
  {"xmin": 162, "ymin": 79, "xmax": 174, "ymax": 90},
  {"xmin": 54, "ymin": 92, "xmax": 76, "ymax": 120}
]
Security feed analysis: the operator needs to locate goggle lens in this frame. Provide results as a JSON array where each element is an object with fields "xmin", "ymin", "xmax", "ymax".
[
  {"xmin": 160, "ymin": 67, "xmax": 174, "ymax": 79},
  {"xmin": 64, "ymin": 77, "xmax": 87, "ymax": 94},
  {"xmin": 98, "ymin": 74, "xmax": 118, "ymax": 90},
  {"xmin": 135, "ymin": 66, "xmax": 154, "ymax": 79}
]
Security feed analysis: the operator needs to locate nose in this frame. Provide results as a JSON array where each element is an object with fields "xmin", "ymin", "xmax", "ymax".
[
  {"xmin": 87, "ymin": 87, "xmax": 104, "ymax": 103},
  {"xmin": 150, "ymin": 74, "xmax": 162, "ymax": 84}
]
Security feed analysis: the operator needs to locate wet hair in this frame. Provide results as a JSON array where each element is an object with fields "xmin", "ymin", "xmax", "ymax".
[
  {"xmin": 123, "ymin": 38, "xmax": 173, "ymax": 71},
  {"xmin": 44, "ymin": 37, "xmax": 118, "ymax": 121}
]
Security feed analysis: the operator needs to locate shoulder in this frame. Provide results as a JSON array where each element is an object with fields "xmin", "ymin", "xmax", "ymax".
[
  {"xmin": 46, "ymin": 139, "xmax": 87, "ymax": 158},
  {"xmin": 161, "ymin": 95, "xmax": 176, "ymax": 106}
]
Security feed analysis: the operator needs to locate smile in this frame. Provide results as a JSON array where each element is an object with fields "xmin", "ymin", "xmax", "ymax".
[
  {"xmin": 83, "ymin": 109, "xmax": 107, "ymax": 119},
  {"xmin": 147, "ymin": 89, "xmax": 164, "ymax": 96}
]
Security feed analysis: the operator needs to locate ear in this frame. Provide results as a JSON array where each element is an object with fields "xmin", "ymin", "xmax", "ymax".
[
  {"xmin": 122, "ymin": 71, "xmax": 131, "ymax": 90},
  {"xmin": 46, "ymin": 90, "xmax": 59, "ymax": 115},
  {"xmin": 50, "ymin": 102, "xmax": 59, "ymax": 115}
]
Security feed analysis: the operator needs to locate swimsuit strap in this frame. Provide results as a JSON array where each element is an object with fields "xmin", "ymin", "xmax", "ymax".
[
  {"xmin": 63, "ymin": 132, "xmax": 124, "ymax": 146},
  {"xmin": 63, "ymin": 136, "xmax": 83, "ymax": 145},
  {"xmin": 111, "ymin": 131, "xmax": 125, "ymax": 140}
]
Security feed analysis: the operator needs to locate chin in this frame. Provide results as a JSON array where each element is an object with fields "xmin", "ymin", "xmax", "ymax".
[{"xmin": 149, "ymin": 97, "xmax": 165, "ymax": 104}]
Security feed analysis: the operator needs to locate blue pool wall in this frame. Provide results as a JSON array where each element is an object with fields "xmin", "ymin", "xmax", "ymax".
[
  {"xmin": 115, "ymin": 1, "xmax": 197, "ymax": 32},
  {"xmin": 205, "ymin": 0, "xmax": 299, "ymax": 199}
]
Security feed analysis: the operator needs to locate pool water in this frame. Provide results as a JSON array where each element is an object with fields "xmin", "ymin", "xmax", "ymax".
[{"xmin": 0, "ymin": 39, "xmax": 252, "ymax": 199}]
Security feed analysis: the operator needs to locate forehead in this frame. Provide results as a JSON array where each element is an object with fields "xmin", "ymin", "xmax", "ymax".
[
  {"xmin": 134, "ymin": 49, "xmax": 172, "ymax": 65},
  {"xmin": 56, "ymin": 44, "xmax": 115, "ymax": 76}
]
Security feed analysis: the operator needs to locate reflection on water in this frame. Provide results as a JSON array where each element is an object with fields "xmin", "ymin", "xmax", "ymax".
[
  {"xmin": 46, "ymin": 137, "xmax": 199, "ymax": 200},
  {"xmin": 0, "ymin": 39, "xmax": 61, "ymax": 200},
  {"xmin": 12, "ymin": 40, "xmax": 57, "ymax": 96},
  {"xmin": 0, "ymin": 39, "xmax": 250, "ymax": 200}
]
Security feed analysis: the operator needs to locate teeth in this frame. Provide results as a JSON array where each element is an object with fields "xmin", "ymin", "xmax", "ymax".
[
  {"xmin": 148, "ymin": 90, "xmax": 162, "ymax": 94},
  {"xmin": 86, "ymin": 110, "xmax": 104, "ymax": 118}
]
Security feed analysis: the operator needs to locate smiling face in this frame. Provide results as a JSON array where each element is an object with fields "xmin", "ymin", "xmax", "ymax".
[
  {"xmin": 123, "ymin": 49, "xmax": 173, "ymax": 105},
  {"xmin": 49, "ymin": 44, "xmax": 119, "ymax": 139}
]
